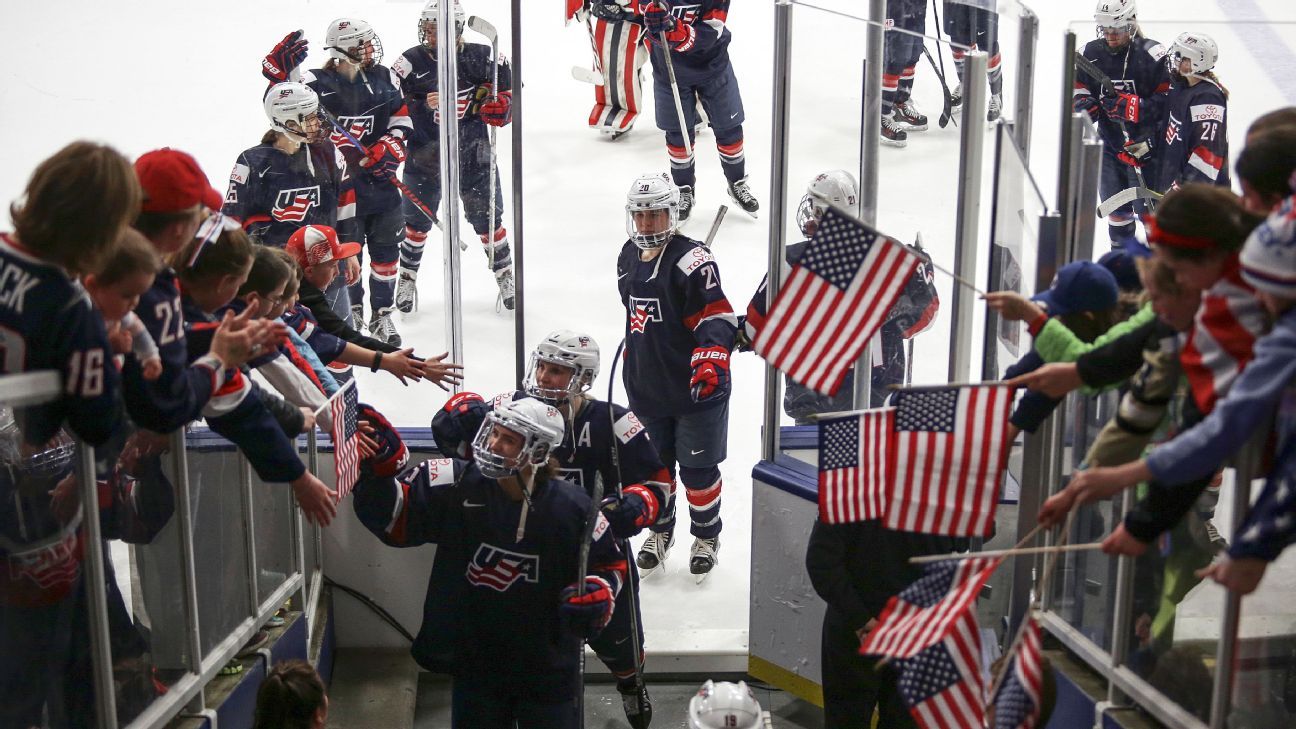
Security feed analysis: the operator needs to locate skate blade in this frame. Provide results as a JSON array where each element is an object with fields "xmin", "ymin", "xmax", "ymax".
[{"xmin": 693, "ymin": 570, "xmax": 712, "ymax": 585}]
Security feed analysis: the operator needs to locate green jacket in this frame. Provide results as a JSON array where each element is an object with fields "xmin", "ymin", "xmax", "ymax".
[{"xmin": 1033, "ymin": 303, "xmax": 1156, "ymax": 394}]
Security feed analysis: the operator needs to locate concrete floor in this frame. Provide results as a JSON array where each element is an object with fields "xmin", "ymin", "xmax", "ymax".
[{"xmin": 414, "ymin": 673, "xmax": 824, "ymax": 729}]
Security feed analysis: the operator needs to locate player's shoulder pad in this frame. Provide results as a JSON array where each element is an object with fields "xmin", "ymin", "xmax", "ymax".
[
  {"xmin": 612, "ymin": 408, "xmax": 648, "ymax": 445},
  {"xmin": 391, "ymin": 54, "xmax": 413, "ymax": 79},
  {"xmin": 414, "ymin": 457, "xmax": 460, "ymax": 486},
  {"xmin": 1141, "ymin": 39, "xmax": 1167, "ymax": 61},
  {"xmin": 299, "ymin": 68, "xmax": 320, "ymax": 85},
  {"xmin": 487, "ymin": 390, "xmax": 523, "ymax": 411},
  {"xmin": 592, "ymin": 510, "xmax": 611, "ymax": 541},
  {"xmin": 675, "ymin": 242, "xmax": 717, "ymax": 276},
  {"xmin": 1190, "ymin": 101, "xmax": 1225, "ymax": 124},
  {"xmin": 229, "ymin": 160, "xmax": 251, "ymax": 186}
]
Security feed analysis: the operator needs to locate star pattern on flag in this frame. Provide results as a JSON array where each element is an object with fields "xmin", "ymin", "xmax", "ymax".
[
  {"xmin": 903, "ymin": 561, "xmax": 960, "ymax": 609},
  {"xmin": 800, "ymin": 209, "xmax": 877, "ymax": 290},
  {"xmin": 895, "ymin": 388, "xmax": 959, "ymax": 433},
  {"xmin": 820, "ymin": 418, "xmax": 860, "ymax": 470},
  {"xmin": 996, "ymin": 671, "xmax": 1033, "ymax": 728},
  {"xmin": 897, "ymin": 641, "xmax": 963, "ymax": 705}
]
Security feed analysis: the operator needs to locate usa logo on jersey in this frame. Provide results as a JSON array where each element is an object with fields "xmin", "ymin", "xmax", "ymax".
[
  {"xmin": 668, "ymin": 3, "xmax": 701, "ymax": 24},
  {"xmin": 466, "ymin": 543, "xmax": 540, "ymax": 592},
  {"xmin": 330, "ymin": 115, "xmax": 376, "ymax": 147},
  {"xmin": 272, "ymin": 186, "xmax": 321, "ymax": 222},
  {"xmin": 629, "ymin": 296, "xmax": 662, "ymax": 333}
]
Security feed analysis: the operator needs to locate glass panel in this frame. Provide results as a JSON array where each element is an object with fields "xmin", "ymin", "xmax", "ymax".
[
  {"xmin": 253, "ymin": 463, "xmax": 295, "ymax": 608},
  {"xmin": 190, "ymin": 449, "xmax": 251, "ymax": 658}
]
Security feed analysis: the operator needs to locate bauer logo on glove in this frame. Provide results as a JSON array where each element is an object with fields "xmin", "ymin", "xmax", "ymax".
[{"xmin": 689, "ymin": 345, "xmax": 731, "ymax": 402}]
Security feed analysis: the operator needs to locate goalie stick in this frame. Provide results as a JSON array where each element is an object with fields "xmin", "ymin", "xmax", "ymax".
[
  {"xmin": 1074, "ymin": 51, "xmax": 1156, "ymax": 209},
  {"xmin": 571, "ymin": 65, "xmax": 605, "ymax": 86},
  {"xmin": 1097, "ymin": 185, "xmax": 1162, "ymax": 218}
]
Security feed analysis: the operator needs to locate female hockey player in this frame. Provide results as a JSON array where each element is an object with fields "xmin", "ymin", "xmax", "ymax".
[
  {"xmin": 1073, "ymin": 0, "xmax": 1170, "ymax": 249},
  {"xmin": 617, "ymin": 173, "xmax": 738, "ymax": 580},
  {"xmin": 352, "ymin": 400, "xmax": 627, "ymax": 729},
  {"xmin": 569, "ymin": 0, "xmax": 650, "ymax": 140},
  {"xmin": 1154, "ymin": 32, "xmax": 1230, "ymax": 193},
  {"xmin": 261, "ymin": 20, "xmax": 412, "ymax": 346},
  {"xmin": 390, "ymin": 0, "xmax": 517, "ymax": 312}
]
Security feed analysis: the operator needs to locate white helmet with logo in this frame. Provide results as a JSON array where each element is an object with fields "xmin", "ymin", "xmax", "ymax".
[
  {"xmin": 419, "ymin": 0, "xmax": 466, "ymax": 48},
  {"xmin": 471, "ymin": 397, "xmax": 565, "ymax": 479},
  {"xmin": 264, "ymin": 82, "xmax": 322, "ymax": 141},
  {"xmin": 687, "ymin": 681, "xmax": 764, "ymax": 729},
  {"xmin": 626, "ymin": 172, "xmax": 680, "ymax": 250},
  {"xmin": 1094, "ymin": 0, "xmax": 1138, "ymax": 35},
  {"xmin": 796, "ymin": 170, "xmax": 859, "ymax": 236},
  {"xmin": 1169, "ymin": 31, "xmax": 1219, "ymax": 76},
  {"xmin": 325, "ymin": 18, "xmax": 383, "ymax": 66},
  {"xmin": 524, "ymin": 330, "xmax": 601, "ymax": 405}
]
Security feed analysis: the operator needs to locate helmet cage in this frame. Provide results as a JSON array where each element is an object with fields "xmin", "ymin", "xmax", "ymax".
[
  {"xmin": 524, "ymin": 353, "xmax": 594, "ymax": 405},
  {"xmin": 328, "ymin": 22, "xmax": 384, "ymax": 68},
  {"xmin": 419, "ymin": 1, "xmax": 466, "ymax": 49},
  {"xmin": 795, "ymin": 193, "xmax": 825, "ymax": 237},
  {"xmin": 471, "ymin": 410, "xmax": 557, "ymax": 479}
]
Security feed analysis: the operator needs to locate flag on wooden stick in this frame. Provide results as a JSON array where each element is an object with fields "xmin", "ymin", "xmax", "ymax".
[
  {"xmin": 990, "ymin": 617, "xmax": 1045, "ymax": 729},
  {"xmin": 752, "ymin": 207, "xmax": 920, "ymax": 395},
  {"xmin": 861, "ymin": 556, "xmax": 1001, "ymax": 659},
  {"xmin": 329, "ymin": 380, "xmax": 360, "ymax": 498},
  {"xmin": 818, "ymin": 408, "xmax": 892, "ymax": 523},
  {"xmin": 894, "ymin": 609, "xmax": 986, "ymax": 729}
]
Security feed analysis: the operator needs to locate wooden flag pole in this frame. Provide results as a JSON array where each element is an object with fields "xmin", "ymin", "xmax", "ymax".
[{"xmin": 928, "ymin": 258, "xmax": 987, "ymax": 297}]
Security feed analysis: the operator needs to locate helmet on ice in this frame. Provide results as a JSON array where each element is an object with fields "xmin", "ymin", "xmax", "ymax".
[{"xmin": 687, "ymin": 681, "xmax": 764, "ymax": 729}]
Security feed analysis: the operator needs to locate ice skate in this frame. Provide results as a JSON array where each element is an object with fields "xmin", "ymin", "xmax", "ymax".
[
  {"xmin": 678, "ymin": 185, "xmax": 695, "ymax": 223},
  {"xmin": 726, "ymin": 176, "xmax": 760, "ymax": 218},
  {"xmin": 880, "ymin": 110, "xmax": 909, "ymax": 148},
  {"xmin": 690, "ymin": 536, "xmax": 719, "ymax": 583},
  {"xmin": 894, "ymin": 99, "xmax": 929, "ymax": 131},
  {"xmin": 601, "ymin": 127, "xmax": 630, "ymax": 142},
  {"xmin": 636, "ymin": 531, "xmax": 673, "ymax": 575},
  {"xmin": 987, "ymin": 92, "xmax": 1003, "ymax": 123},
  {"xmin": 369, "ymin": 308, "xmax": 401, "ymax": 347},
  {"xmin": 618, "ymin": 680, "xmax": 653, "ymax": 729},
  {"xmin": 350, "ymin": 303, "xmax": 365, "ymax": 332},
  {"xmin": 949, "ymin": 83, "xmax": 964, "ymax": 116},
  {"xmin": 394, "ymin": 269, "xmax": 418, "ymax": 313},
  {"xmin": 494, "ymin": 267, "xmax": 515, "ymax": 312}
]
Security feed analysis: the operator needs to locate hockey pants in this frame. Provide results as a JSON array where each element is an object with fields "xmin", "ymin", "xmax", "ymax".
[
  {"xmin": 399, "ymin": 153, "xmax": 511, "ymax": 274},
  {"xmin": 883, "ymin": 0, "xmax": 927, "ymax": 113},
  {"xmin": 641, "ymin": 405, "xmax": 727, "ymax": 539},
  {"xmin": 654, "ymin": 60, "xmax": 746, "ymax": 188},
  {"xmin": 944, "ymin": 0, "xmax": 1003, "ymax": 96},
  {"xmin": 1100, "ymin": 145, "xmax": 1149, "ymax": 243},
  {"xmin": 588, "ymin": 17, "xmax": 649, "ymax": 133},
  {"xmin": 347, "ymin": 206, "xmax": 402, "ymax": 313}
]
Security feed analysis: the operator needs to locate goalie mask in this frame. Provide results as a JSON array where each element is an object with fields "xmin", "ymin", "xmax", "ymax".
[
  {"xmin": 626, "ymin": 173, "xmax": 680, "ymax": 250},
  {"xmin": 325, "ymin": 18, "xmax": 383, "ymax": 68},
  {"xmin": 265, "ymin": 82, "xmax": 324, "ymax": 143},
  {"xmin": 687, "ymin": 681, "xmax": 764, "ymax": 729},
  {"xmin": 796, "ymin": 170, "xmax": 859, "ymax": 237},
  {"xmin": 524, "ymin": 330, "xmax": 601, "ymax": 405},
  {"xmin": 471, "ymin": 397, "xmax": 565, "ymax": 479},
  {"xmin": 419, "ymin": 0, "xmax": 466, "ymax": 49}
]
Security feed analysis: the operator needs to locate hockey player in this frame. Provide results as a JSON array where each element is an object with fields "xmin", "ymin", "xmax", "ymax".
[
  {"xmin": 352, "ymin": 400, "xmax": 628, "ymax": 729},
  {"xmin": 390, "ymin": 0, "xmax": 517, "ymax": 312},
  {"xmin": 617, "ymin": 173, "xmax": 738, "ymax": 579},
  {"xmin": 569, "ymin": 1, "xmax": 651, "ymax": 140},
  {"xmin": 880, "ymin": 0, "xmax": 930, "ymax": 147},
  {"xmin": 741, "ymin": 171, "xmax": 939, "ymax": 419},
  {"xmin": 261, "ymin": 21, "xmax": 413, "ymax": 346},
  {"xmin": 223, "ymin": 82, "xmax": 359, "ymax": 328},
  {"xmin": 1154, "ymin": 32, "xmax": 1230, "ymax": 193},
  {"xmin": 943, "ymin": 0, "xmax": 1005, "ymax": 122},
  {"xmin": 1073, "ymin": 0, "xmax": 1171, "ymax": 249},
  {"xmin": 641, "ymin": 0, "xmax": 759, "ymax": 219}
]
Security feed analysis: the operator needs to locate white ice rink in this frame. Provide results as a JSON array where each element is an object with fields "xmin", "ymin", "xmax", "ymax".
[{"xmin": 5, "ymin": 0, "xmax": 1294, "ymax": 659}]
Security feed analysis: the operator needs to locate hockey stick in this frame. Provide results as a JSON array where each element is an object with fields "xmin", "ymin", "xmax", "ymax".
[
  {"xmin": 654, "ymin": 16, "xmax": 694, "ymax": 159},
  {"xmin": 1073, "ymin": 51, "xmax": 1156, "ymax": 209},
  {"xmin": 574, "ymin": 467, "xmax": 606, "ymax": 724},
  {"xmin": 605, "ymin": 336, "xmax": 651, "ymax": 726},
  {"xmin": 320, "ymin": 107, "xmax": 469, "ymax": 251},
  {"xmin": 571, "ymin": 65, "xmax": 605, "ymax": 86},
  {"xmin": 923, "ymin": 46, "xmax": 957, "ymax": 129},
  {"xmin": 468, "ymin": 16, "xmax": 503, "ymax": 272},
  {"xmin": 1097, "ymin": 186, "xmax": 1162, "ymax": 218},
  {"xmin": 703, "ymin": 205, "xmax": 728, "ymax": 249}
]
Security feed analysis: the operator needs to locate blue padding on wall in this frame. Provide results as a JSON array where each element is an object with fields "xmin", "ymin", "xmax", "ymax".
[
  {"xmin": 779, "ymin": 424, "xmax": 819, "ymax": 451},
  {"xmin": 1045, "ymin": 663, "xmax": 1098, "ymax": 729},
  {"xmin": 752, "ymin": 454, "xmax": 818, "ymax": 503}
]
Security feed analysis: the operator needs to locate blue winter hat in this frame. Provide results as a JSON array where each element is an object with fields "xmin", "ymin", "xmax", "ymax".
[
  {"xmin": 1098, "ymin": 250, "xmax": 1143, "ymax": 293},
  {"xmin": 1240, "ymin": 195, "xmax": 1296, "ymax": 298},
  {"xmin": 1031, "ymin": 260, "xmax": 1119, "ymax": 316}
]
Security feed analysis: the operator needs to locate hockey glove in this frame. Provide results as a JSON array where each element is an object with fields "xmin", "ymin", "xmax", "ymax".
[
  {"xmin": 1072, "ymin": 94, "xmax": 1102, "ymax": 125},
  {"xmin": 1101, "ymin": 92, "xmax": 1141, "ymax": 124},
  {"xmin": 688, "ymin": 345, "xmax": 731, "ymax": 403},
  {"xmin": 360, "ymin": 134, "xmax": 407, "ymax": 177},
  {"xmin": 479, "ymin": 90, "xmax": 513, "ymax": 127},
  {"xmin": 600, "ymin": 485, "xmax": 659, "ymax": 539},
  {"xmin": 559, "ymin": 576, "xmax": 616, "ymax": 639},
  {"xmin": 1116, "ymin": 139, "xmax": 1150, "ymax": 169},
  {"xmin": 358, "ymin": 404, "xmax": 409, "ymax": 478},
  {"xmin": 590, "ymin": 1, "xmax": 631, "ymax": 22},
  {"xmin": 643, "ymin": 2, "xmax": 676, "ymax": 34},
  {"xmin": 263, "ymin": 30, "xmax": 308, "ymax": 84}
]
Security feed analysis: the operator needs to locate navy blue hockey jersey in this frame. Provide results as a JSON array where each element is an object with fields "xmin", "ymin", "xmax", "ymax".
[
  {"xmin": 121, "ymin": 267, "xmax": 223, "ymax": 434},
  {"xmin": 639, "ymin": 0, "xmax": 733, "ymax": 83},
  {"xmin": 352, "ymin": 458, "xmax": 627, "ymax": 697},
  {"xmin": 1156, "ymin": 79, "xmax": 1230, "ymax": 192},
  {"xmin": 299, "ymin": 65, "xmax": 412, "ymax": 215},
  {"xmin": 0, "ymin": 234, "xmax": 118, "ymax": 446},
  {"xmin": 222, "ymin": 139, "xmax": 357, "ymax": 248},
  {"xmin": 617, "ymin": 235, "xmax": 737, "ymax": 417},
  {"xmin": 391, "ymin": 41, "xmax": 513, "ymax": 169},
  {"xmin": 1074, "ymin": 36, "xmax": 1171, "ymax": 150}
]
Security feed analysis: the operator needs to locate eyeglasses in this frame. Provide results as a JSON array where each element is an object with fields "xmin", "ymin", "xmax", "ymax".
[{"xmin": 188, "ymin": 212, "xmax": 241, "ymax": 268}]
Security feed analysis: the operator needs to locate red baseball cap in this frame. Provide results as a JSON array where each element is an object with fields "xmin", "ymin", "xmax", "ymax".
[
  {"xmin": 286, "ymin": 225, "xmax": 362, "ymax": 268},
  {"xmin": 134, "ymin": 148, "xmax": 224, "ymax": 213}
]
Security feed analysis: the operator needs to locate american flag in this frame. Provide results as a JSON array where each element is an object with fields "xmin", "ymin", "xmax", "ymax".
[
  {"xmin": 818, "ymin": 408, "xmax": 892, "ymax": 523},
  {"xmin": 991, "ymin": 617, "xmax": 1045, "ymax": 729},
  {"xmin": 329, "ymin": 381, "xmax": 360, "ymax": 498},
  {"xmin": 861, "ymin": 557, "xmax": 1001, "ymax": 659},
  {"xmin": 894, "ymin": 609, "xmax": 986, "ymax": 729},
  {"xmin": 752, "ymin": 207, "xmax": 920, "ymax": 395},
  {"xmin": 884, "ymin": 385, "xmax": 1015, "ymax": 537}
]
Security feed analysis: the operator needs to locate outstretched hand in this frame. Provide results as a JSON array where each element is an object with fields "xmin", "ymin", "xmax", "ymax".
[
  {"xmin": 982, "ymin": 291, "xmax": 1045, "ymax": 323},
  {"xmin": 415, "ymin": 352, "xmax": 464, "ymax": 391},
  {"xmin": 1007, "ymin": 362, "xmax": 1083, "ymax": 399}
]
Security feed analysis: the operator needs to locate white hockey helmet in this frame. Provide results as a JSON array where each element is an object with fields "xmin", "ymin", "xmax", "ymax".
[
  {"xmin": 1094, "ymin": 0, "xmax": 1138, "ymax": 36},
  {"xmin": 687, "ymin": 681, "xmax": 764, "ymax": 729},
  {"xmin": 325, "ymin": 18, "xmax": 383, "ymax": 67},
  {"xmin": 524, "ymin": 330, "xmax": 601, "ymax": 405},
  {"xmin": 419, "ymin": 0, "xmax": 467, "ymax": 48},
  {"xmin": 264, "ymin": 82, "xmax": 323, "ymax": 142},
  {"xmin": 796, "ymin": 170, "xmax": 859, "ymax": 236},
  {"xmin": 471, "ymin": 397, "xmax": 565, "ymax": 479},
  {"xmin": 626, "ymin": 172, "xmax": 680, "ymax": 250},
  {"xmin": 1168, "ymin": 31, "xmax": 1219, "ymax": 76}
]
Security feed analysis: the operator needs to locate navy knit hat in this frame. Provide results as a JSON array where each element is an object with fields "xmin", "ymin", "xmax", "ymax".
[
  {"xmin": 1031, "ymin": 261, "xmax": 1119, "ymax": 315},
  {"xmin": 1098, "ymin": 250, "xmax": 1143, "ymax": 293}
]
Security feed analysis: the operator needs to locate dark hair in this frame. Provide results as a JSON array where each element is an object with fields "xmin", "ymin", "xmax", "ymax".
[
  {"xmin": 239, "ymin": 246, "xmax": 292, "ymax": 297},
  {"xmin": 268, "ymin": 247, "xmax": 302, "ymax": 297},
  {"xmin": 254, "ymin": 660, "xmax": 325, "ymax": 729},
  {"xmin": 1236, "ymin": 127, "xmax": 1296, "ymax": 199},
  {"xmin": 1246, "ymin": 106, "xmax": 1296, "ymax": 139},
  {"xmin": 95, "ymin": 229, "xmax": 161, "ymax": 286},
  {"xmin": 261, "ymin": 129, "xmax": 281, "ymax": 145},
  {"xmin": 11, "ymin": 141, "xmax": 142, "ymax": 276},
  {"xmin": 134, "ymin": 207, "xmax": 200, "ymax": 239},
  {"xmin": 175, "ymin": 228, "xmax": 254, "ymax": 285},
  {"xmin": 1153, "ymin": 184, "xmax": 1265, "ymax": 262},
  {"xmin": 1059, "ymin": 307, "xmax": 1122, "ymax": 343}
]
